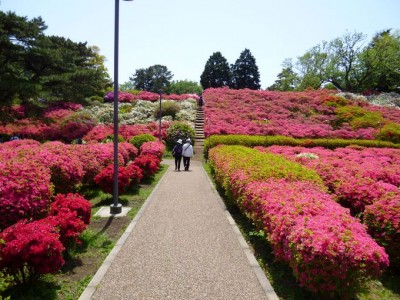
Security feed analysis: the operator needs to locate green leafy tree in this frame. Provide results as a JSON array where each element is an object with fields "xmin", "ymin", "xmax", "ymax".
[
  {"xmin": 230, "ymin": 48, "xmax": 261, "ymax": 89},
  {"xmin": 0, "ymin": 11, "xmax": 47, "ymax": 104},
  {"xmin": 200, "ymin": 51, "xmax": 232, "ymax": 89},
  {"xmin": 268, "ymin": 59, "xmax": 299, "ymax": 91},
  {"xmin": 130, "ymin": 64, "xmax": 173, "ymax": 93},
  {"xmin": 0, "ymin": 11, "xmax": 111, "ymax": 105},
  {"xmin": 361, "ymin": 30, "xmax": 400, "ymax": 92},
  {"xmin": 166, "ymin": 80, "xmax": 202, "ymax": 95}
]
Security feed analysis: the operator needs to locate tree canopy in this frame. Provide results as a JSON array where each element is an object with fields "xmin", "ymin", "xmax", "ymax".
[
  {"xmin": 200, "ymin": 52, "xmax": 231, "ymax": 89},
  {"xmin": 268, "ymin": 29, "xmax": 400, "ymax": 93},
  {"xmin": 129, "ymin": 64, "xmax": 173, "ymax": 93},
  {"xmin": 166, "ymin": 80, "xmax": 202, "ymax": 95},
  {"xmin": 230, "ymin": 48, "xmax": 261, "ymax": 90},
  {"xmin": 0, "ymin": 11, "xmax": 110, "ymax": 105}
]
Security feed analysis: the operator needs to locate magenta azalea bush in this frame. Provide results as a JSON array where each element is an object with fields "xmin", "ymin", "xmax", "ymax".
[{"xmin": 209, "ymin": 145, "xmax": 389, "ymax": 295}]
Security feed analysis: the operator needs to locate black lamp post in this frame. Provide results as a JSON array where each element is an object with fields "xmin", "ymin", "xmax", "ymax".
[
  {"xmin": 158, "ymin": 92, "xmax": 162, "ymax": 141},
  {"xmin": 110, "ymin": 0, "xmax": 133, "ymax": 215}
]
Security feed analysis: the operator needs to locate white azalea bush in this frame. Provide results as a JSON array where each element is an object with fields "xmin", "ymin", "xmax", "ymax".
[{"xmin": 81, "ymin": 99, "xmax": 197, "ymax": 125}]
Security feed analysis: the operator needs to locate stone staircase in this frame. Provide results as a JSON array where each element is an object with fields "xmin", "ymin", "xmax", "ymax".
[{"xmin": 193, "ymin": 106, "xmax": 205, "ymax": 161}]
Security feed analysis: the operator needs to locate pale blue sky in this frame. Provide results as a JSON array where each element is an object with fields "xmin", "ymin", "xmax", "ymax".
[{"xmin": 2, "ymin": 0, "xmax": 400, "ymax": 88}]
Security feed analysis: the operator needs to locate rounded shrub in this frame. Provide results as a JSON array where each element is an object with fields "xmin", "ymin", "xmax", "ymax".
[
  {"xmin": 153, "ymin": 101, "xmax": 180, "ymax": 120},
  {"xmin": 166, "ymin": 122, "xmax": 195, "ymax": 149},
  {"xmin": 376, "ymin": 122, "xmax": 400, "ymax": 143},
  {"xmin": 129, "ymin": 133, "xmax": 156, "ymax": 150},
  {"xmin": 101, "ymin": 134, "xmax": 125, "ymax": 143}
]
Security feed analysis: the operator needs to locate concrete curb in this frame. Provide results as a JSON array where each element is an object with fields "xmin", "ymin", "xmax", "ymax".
[
  {"xmin": 200, "ymin": 165, "xmax": 280, "ymax": 300},
  {"xmin": 78, "ymin": 163, "xmax": 171, "ymax": 300}
]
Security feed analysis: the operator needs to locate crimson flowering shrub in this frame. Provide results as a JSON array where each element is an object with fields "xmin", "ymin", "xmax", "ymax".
[
  {"xmin": 94, "ymin": 164, "xmax": 133, "ymax": 194},
  {"xmin": 126, "ymin": 163, "xmax": 143, "ymax": 185},
  {"xmin": 203, "ymin": 88, "xmax": 400, "ymax": 140},
  {"xmin": 133, "ymin": 154, "xmax": 160, "ymax": 179},
  {"xmin": 0, "ymin": 157, "xmax": 53, "ymax": 230},
  {"xmin": 50, "ymin": 193, "xmax": 91, "ymax": 225},
  {"xmin": 0, "ymin": 220, "xmax": 65, "ymax": 283},
  {"xmin": 364, "ymin": 193, "xmax": 400, "ymax": 268},
  {"xmin": 41, "ymin": 209, "xmax": 86, "ymax": 247},
  {"xmin": 208, "ymin": 145, "xmax": 389, "ymax": 295},
  {"xmin": 139, "ymin": 141, "xmax": 165, "ymax": 159},
  {"xmin": 135, "ymin": 91, "xmax": 159, "ymax": 101}
]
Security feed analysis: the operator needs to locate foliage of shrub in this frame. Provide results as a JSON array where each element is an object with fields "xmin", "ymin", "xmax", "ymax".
[
  {"xmin": 139, "ymin": 141, "xmax": 166, "ymax": 160},
  {"xmin": 101, "ymin": 134, "xmax": 125, "ymax": 143},
  {"xmin": 203, "ymin": 134, "xmax": 400, "ymax": 159},
  {"xmin": 133, "ymin": 154, "xmax": 160, "ymax": 179},
  {"xmin": 153, "ymin": 101, "xmax": 181, "ymax": 120},
  {"xmin": 364, "ymin": 193, "xmax": 400, "ymax": 268},
  {"xmin": 0, "ymin": 221, "xmax": 65, "ymax": 283},
  {"xmin": 208, "ymin": 145, "xmax": 389, "ymax": 296},
  {"xmin": 41, "ymin": 210, "xmax": 86, "ymax": 247},
  {"xmin": 166, "ymin": 122, "xmax": 195, "ymax": 149},
  {"xmin": 50, "ymin": 193, "xmax": 91, "ymax": 225},
  {"xmin": 0, "ymin": 158, "xmax": 53, "ymax": 230},
  {"xmin": 376, "ymin": 122, "xmax": 400, "ymax": 143},
  {"xmin": 94, "ymin": 164, "xmax": 133, "ymax": 194},
  {"xmin": 129, "ymin": 133, "xmax": 156, "ymax": 150}
]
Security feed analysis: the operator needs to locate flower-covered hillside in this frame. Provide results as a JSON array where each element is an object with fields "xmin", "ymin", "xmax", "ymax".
[{"xmin": 203, "ymin": 88, "xmax": 400, "ymax": 141}]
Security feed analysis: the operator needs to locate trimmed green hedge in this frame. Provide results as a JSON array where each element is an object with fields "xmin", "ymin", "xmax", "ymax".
[{"xmin": 204, "ymin": 135, "xmax": 400, "ymax": 158}]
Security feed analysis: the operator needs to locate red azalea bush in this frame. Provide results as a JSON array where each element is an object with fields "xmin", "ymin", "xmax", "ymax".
[
  {"xmin": 41, "ymin": 209, "xmax": 86, "ymax": 247},
  {"xmin": 94, "ymin": 164, "xmax": 133, "ymax": 194},
  {"xmin": 0, "ymin": 220, "xmax": 65, "ymax": 283},
  {"xmin": 133, "ymin": 154, "xmax": 160, "ymax": 179},
  {"xmin": 139, "ymin": 141, "xmax": 165, "ymax": 159},
  {"xmin": 50, "ymin": 193, "xmax": 91, "ymax": 225},
  {"xmin": 209, "ymin": 145, "xmax": 389, "ymax": 295},
  {"xmin": 364, "ymin": 193, "xmax": 400, "ymax": 268},
  {"xmin": 0, "ymin": 158, "xmax": 53, "ymax": 230},
  {"xmin": 126, "ymin": 163, "xmax": 143, "ymax": 185},
  {"xmin": 118, "ymin": 142, "xmax": 139, "ymax": 162}
]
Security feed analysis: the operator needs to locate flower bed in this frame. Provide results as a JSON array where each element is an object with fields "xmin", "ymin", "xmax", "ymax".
[
  {"xmin": 203, "ymin": 88, "xmax": 400, "ymax": 141},
  {"xmin": 257, "ymin": 145, "xmax": 400, "ymax": 267},
  {"xmin": 208, "ymin": 145, "xmax": 389, "ymax": 295}
]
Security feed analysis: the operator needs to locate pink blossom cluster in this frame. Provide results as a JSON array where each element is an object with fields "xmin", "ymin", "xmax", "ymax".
[
  {"xmin": 139, "ymin": 141, "xmax": 165, "ymax": 160},
  {"xmin": 0, "ymin": 140, "xmax": 138, "ymax": 228},
  {"xmin": 261, "ymin": 145, "xmax": 400, "ymax": 212},
  {"xmin": 202, "ymin": 88, "xmax": 400, "ymax": 139},
  {"xmin": 208, "ymin": 145, "xmax": 389, "ymax": 295},
  {"xmin": 259, "ymin": 145, "xmax": 400, "ymax": 267},
  {"xmin": 104, "ymin": 91, "xmax": 135, "ymax": 103}
]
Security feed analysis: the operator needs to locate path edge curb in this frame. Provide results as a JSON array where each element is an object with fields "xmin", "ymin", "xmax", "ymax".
[
  {"xmin": 201, "ymin": 165, "xmax": 279, "ymax": 300},
  {"xmin": 78, "ymin": 163, "xmax": 171, "ymax": 300}
]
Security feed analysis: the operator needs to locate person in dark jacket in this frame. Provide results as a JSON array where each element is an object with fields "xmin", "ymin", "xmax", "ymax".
[{"xmin": 172, "ymin": 139, "xmax": 183, "ymax": 171}]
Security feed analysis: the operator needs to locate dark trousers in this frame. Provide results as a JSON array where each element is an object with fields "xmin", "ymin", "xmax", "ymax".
[
  {"xmin": 183, "ymin": 156, "xmax": 191, "ymax": 171},
  {"xmin": 175, "ymin": 155, "xmax": 182, "ymax": 170}
]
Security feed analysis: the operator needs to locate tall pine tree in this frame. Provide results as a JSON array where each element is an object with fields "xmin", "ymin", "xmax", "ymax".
[
  {"xmin": 200, "ymin": 52, "xmax": 231, "ymax": 89},
  {"xmin": 231, "ymin": 49, "xmax": 261, "ymax": 90}
]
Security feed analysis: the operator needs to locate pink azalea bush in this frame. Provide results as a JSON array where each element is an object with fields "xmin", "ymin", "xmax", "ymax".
[
  {"xmin": 139, "ymin": 141, "xmax": 165, "ymax": 159},
  {"xmin": 208, "ymin": 145, "xmax": 389, "ymax": 295},
  {"xmin": 364, "ymin": 193, "xmax": 400, "ymax": 267}
]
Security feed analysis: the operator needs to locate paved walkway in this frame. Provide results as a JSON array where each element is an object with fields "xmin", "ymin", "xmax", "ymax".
[{"xmin": 79, "ymin": 159, "xmax": 278, "ymax": 300}]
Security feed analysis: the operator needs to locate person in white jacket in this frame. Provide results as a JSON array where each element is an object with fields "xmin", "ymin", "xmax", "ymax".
[{"xmin": 182, "ymin": 138, "xmax": 194, "ymax": 171}]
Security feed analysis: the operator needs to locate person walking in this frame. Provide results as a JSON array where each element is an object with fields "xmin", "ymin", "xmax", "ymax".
[
  {"xmin": 172, "ymin": 139, "xmax": 183, "ymax": 171},
  {"xmin": 182, "ymin": 138, "xmax": 194, "ymax": 171}
]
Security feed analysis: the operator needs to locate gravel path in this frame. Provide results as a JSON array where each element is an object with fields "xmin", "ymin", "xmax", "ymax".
[{"xmin": 80, "ymin": 159, "xmax": 278, "ymax": 300}]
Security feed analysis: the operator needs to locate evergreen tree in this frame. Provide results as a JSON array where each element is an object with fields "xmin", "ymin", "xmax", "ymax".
[
  {"xmin": 231, "ymin": 49, "xmax": 261, "ymax": 89},
  {"xmin": 130, "ymin": 64, "xmax": 173, "ymax": 93},
  {"xmin": 200, "ymin": 52, "xmax": 231, "ymax": 89}
]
